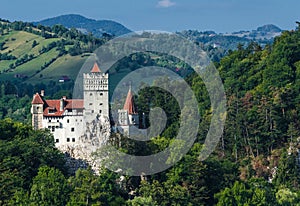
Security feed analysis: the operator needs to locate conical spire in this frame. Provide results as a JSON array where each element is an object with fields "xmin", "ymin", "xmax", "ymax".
[
  {"xmin": 123, "ymin": 85, "xmax": 137, "ymax": 114},
  {"xmin": 91, "ymin": 62, "xmax": 101, "ymax": 73}
]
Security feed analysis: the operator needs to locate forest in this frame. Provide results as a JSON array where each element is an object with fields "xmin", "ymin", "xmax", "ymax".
[{"xmin": 1, "ymin": 22, "xmax": 300, "ymax": 205}]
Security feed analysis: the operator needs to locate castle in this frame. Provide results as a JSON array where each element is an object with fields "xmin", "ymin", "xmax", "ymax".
[{"xmin": 31, "ymin": 63, "xmax": 143, "ymax": 148}]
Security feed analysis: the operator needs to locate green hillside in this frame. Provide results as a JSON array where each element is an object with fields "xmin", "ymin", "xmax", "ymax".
[{"xmin": 0, "ymin": 19, "xmax": 106, "ymax": 83}]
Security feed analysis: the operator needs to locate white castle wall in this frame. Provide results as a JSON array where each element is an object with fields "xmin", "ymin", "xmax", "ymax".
[{"xmin": 42, "ymin": 114, "xmax": 84, "ymax": 146}]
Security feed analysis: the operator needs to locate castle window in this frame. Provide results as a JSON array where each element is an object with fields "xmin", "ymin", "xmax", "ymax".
[
  {"xmin": 90, "ymin": 93, "xmax": 93, "ymax": 96},
  {"xmin": 57, "ymin": 120, "xmax": 59, "ymax": 122},
  {"xmin": 91, "ymin": 110, "xmax": 94, "ymax": 113},
  {"xmin": 99, "ymin": 110, "xmax": 102, "ymax": 113},
  {"xmin": 52, "ymin": 126, "xmax": 55, "ymax": 132},
  {"xmin": 67, "ymin": 119, "xmax": 69, "ymax": 123},
  {"xmin": 89, "ymin": 103, "xmax": 93, "ymax": 106},
  {"xmin": 71, "ymin": 128, "xmax": 75, "ymax": 132},
  {"xmin": 72, "ymin": 138, "xmax": 75, "ymax": 142},
  {"xmin": 55, "ymin": 139, "xmax": 59, "ymax": 143},
  {"xmin": 99, "ymin": 103, "xmax": 103, "ymax": 106},
  {"xmin": 67, "ymin": 138, "xmax": 70, "ymax": 142},
  {"xmin": 49, "ymin": 119, "xmax": 51, "ymax": 123},
  {"xmin": 100, "ymin": 93, "xmax": 103, "ymax": 96}
]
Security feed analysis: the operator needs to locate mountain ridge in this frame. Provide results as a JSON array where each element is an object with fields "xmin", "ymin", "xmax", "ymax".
[{"xmin": 34, "ymin": 14, "xmax": 132, "ymax": 37}]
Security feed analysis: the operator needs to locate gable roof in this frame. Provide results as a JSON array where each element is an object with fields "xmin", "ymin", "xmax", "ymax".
[{"xmin": 91, "ymin": 63, "xmax": 101, "ymax": 73}]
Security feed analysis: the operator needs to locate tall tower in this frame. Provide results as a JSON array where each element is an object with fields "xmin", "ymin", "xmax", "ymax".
[
  {"xmin": 83, "ymin": 63, "xmax": 109, "ymax": 123},
  {"xmin": 31, "ymin": 92, "xmax": 44, "ymax": 130}
]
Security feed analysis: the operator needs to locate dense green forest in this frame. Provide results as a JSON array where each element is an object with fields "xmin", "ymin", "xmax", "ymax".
[{"xmin": 1, "ymin": 22, "xmax": 300, "ymax": 205}]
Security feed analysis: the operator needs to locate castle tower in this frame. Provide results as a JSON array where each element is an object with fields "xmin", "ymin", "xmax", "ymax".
[
  {"xmin": 117, "ymin": 86, "xmax": 140, "ymax": 136},
  {"xmin": 83, "ymin": 63, "xmax": 109, "ymax": 123},
  {"xmin": 31, "ymin": 92, "xmax": 44, "ymax": 130}
]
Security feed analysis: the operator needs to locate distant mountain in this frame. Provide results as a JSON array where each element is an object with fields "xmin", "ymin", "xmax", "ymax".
[
  {"xmin": 35, "ymin": 14, "xmax": 132, "ymax": 37},
  {"xmin": 257, "ymin": 24, "xmax": 282, "ymax": 33},
  {"xmin": 229, "ymin": 24, "xmax": 282, "ymax": 40},
  {"xmin": 178, "ymin": 24, "xmax": 282, "ymax": 61}
]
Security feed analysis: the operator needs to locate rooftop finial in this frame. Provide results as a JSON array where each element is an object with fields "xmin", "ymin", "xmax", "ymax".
[{"xmin": 129, "ymin": 81, "xmax": 132, "ymax": 91}]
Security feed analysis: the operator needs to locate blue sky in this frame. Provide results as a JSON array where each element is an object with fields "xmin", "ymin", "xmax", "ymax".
[{"xmin": 1, "ymin": 0, "xmax": 299, "ymax": 33}]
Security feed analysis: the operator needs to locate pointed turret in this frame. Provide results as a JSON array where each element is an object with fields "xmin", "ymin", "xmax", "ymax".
[
  {"xmin": 123, "ymin": 86, "xmax": 137, "ymax": 114},
  {"xmin": 117, "ymin": 85, "xmax": 145, "ymax": 136},
  {"xmin": 31, "ymin": 92, "xmax": 44, "ymax": 130},
  {"xmin": 90, "ymin": 62, "xmax": 101, "ymax": 73},
  {"xmin": 32, "ymin": 93, "xmax": 44, "ymax": 104}
]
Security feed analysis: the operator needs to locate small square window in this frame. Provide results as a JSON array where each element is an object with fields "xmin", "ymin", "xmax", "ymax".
[
  {"xmin": 99, "ymin": 103, "xmax": 103, "ymax": 106},
  {"xmin": 91, "ymin": 110, "xmax": 94, "ymax": 113},
  {"xmin": 48, "ymin": 119, "xmax": 51, "ymax": 123},
  {"xmin": 71, "ymin": 128, "xmax": 75, "ymax": 132},
  {"xmin": 55, "ymin": 139, "xmax": 59, "ymax": 143},
  {"xmin": 72, "ymin": 138, "xmax": 75, "ymax": 142},
  {"xmin": 57, "ymin": 120, "xmax": 59, "ymax": 122},
  {"xmin": 90, "ymin": 93, "xmax": 93, "ymax": 96},
  {"xmin": 89, "ymin": 103, "xmax": 93, "ymax": 106},
  {"xmin": 67, "ymin": 119, "xmax": 69, "ymax": 123},
  {"xmin": 52, "ymin": 127, "xmax": 55, "ymax": 132},
  {"xmin": 67, "ymin": 138, "xmax": 70, "ymax": 142},
  {"xmin": 99, "ymin": 110, "xmax": 102, "ymax": 113},
  {"xmin": 100, "ymin": 93, "xmax": 103, "ymax": 96}
]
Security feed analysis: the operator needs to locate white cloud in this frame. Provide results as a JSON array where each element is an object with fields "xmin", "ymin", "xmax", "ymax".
[{"xmin": 157, "ymin": 0, "xmax": 176, "ymax": 8}]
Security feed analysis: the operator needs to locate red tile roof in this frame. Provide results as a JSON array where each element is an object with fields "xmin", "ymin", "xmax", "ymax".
[
  {"xmin": 44, "ymin": 100, "xmax": 62, "ymax": 117},
  {"xmin": 65, "ymin": 100, "xmax": 84, "ymax": 109},
  {"xmin": 32, "ymin": 93, "xmax": 44, "ymax": 104},
  {"xmin": 43, "ymin": 99, "xmax": 84, "ymax": 117},
  {"xmin": 123, "ymin": 88, "xmax": 137, "ymax": 114},
  {"xmin": 91, "ymin": 63, "xmax": 101, "ymax": 73}
]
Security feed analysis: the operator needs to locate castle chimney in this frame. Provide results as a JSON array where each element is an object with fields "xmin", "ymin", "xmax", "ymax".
[
  {"xmin": 41, "ymin": 90, "xmax": 44, "ymax": 97},
  {"xmin": 60, "ymin": 98, "xmax": 64, "ymax": 111}
]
